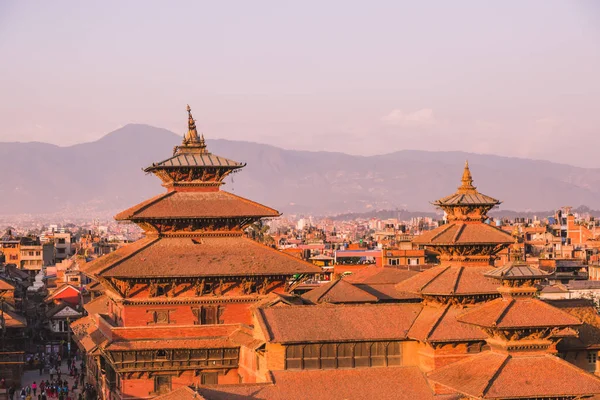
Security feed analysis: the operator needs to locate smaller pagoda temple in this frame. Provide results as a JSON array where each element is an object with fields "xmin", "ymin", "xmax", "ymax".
[
  {"xmin": 397, "ymin": 162, "xmax": 514, "ymax": 305},
  {"xmin": 428, "ymin": 262, "xmax": 600, "ymax": 399}
]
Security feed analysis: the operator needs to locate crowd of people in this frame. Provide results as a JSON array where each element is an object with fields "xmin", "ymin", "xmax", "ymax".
[{"xmin": 5, "ymin": 352, "xmax": 97, "ymax": 400}]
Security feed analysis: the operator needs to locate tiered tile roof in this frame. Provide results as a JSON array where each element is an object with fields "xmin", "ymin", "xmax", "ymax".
[
  {"xmin": 198, "ymin": 366, "xmax": 458, "ymax": 400},
  {"xmin": 115, "ymin": 190, "xmax": 279, "ymax": 221},
  {"xmin": 395, "ymin": 266, "xmax": 499, "ymax": 297},
  {"xmin": 428, "ymin": 352, "xmax": 600, "ymax": 399},
  {"xmin": 84, "ymin": 236, "xmax": 320, "ymax": 279},
  {"xmin": 257, "ymin": 303, "xmax": 422, "ymax": 343},
  {"xmin": 301, "ymin": 279, "xmax": 379, "ymax": 304},
  {"xmin": 457, "ymin": 297, "xmax": 582, "ymax": 329}
]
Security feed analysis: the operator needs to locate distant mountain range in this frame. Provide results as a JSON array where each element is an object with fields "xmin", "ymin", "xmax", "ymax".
[{"xmin": 1, "ymin": 124, "xmax": 599, "ymax": 218}]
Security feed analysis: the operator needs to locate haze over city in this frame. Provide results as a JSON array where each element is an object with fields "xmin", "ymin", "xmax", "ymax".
[{"xmin": 1, "ymin": 1, "xmax": 599, "ymax": 166}]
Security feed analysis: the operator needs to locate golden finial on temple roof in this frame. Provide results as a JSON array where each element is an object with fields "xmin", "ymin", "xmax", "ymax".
[
  {"xmin": 458, "ymin": 159, "xmax": 476, "ymax": 192},
  {"xmin": 183, "ymin": 104, "xmax": 201, "ymax": 145}
]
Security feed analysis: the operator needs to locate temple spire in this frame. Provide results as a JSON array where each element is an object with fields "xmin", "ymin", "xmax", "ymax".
[
  {"xmin": 458, "ymin": 160, "xmax": 476, "ymax": 193},
  {"xmin": 183, "ymin": 104, "xmax": 201, "ymax": 146}
]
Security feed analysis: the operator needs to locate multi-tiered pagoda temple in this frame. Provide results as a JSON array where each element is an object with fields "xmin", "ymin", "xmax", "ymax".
[{"xmin": 73, "ymin": 106, "xmax": 320, "ymax": 399}]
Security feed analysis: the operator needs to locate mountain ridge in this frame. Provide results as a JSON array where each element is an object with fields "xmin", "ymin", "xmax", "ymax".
[{"xmin": 0, "ymin": 123, "xmax": 598, "ymax": 217}]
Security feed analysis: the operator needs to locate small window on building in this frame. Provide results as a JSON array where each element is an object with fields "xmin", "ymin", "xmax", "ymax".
[
  {"xmin": 198, "ymin": 306, "xmax": 224, "ymax": 325},
  {"xmin": 387, "ymin": 342, "xmax": 402, "ymax": 366},
  {"xmin": 370, "ymin": 342, "xmax": 387, "ymax": 367},
  {"xmin": 321, "ymin": 343, "xmax": 337, "ymax": 369},
  {"xmin": 303, "ymin": 344, "xmax": 320, "ymax": 369},
  {"xmin": 388, "ymin": 258, "xmax": 399, "ymax": 266},
  {"xmin": 285, "ymin": 345, "xmax": 303, "ymax": 370},
  {"xmin": 200, "ymin": 372, "xmax": 218, "ymax": 385},
  {"xmin": 337, "ymin": 343, "xmax": 354, "ymax": 368},
  {"xmin": 154, "ymin": 375, "xmax": 171, "ymax": 394},
  {"xmin": 588, "ymin": 352, "xmax": 597, "ymax": 364},
  {"xmin": 354, "ymin": 342, "xmax": 370, "ymax": 367},
  {"xmin": 156, "ymin": 350, "xmax": 168, "ymax": 360}
]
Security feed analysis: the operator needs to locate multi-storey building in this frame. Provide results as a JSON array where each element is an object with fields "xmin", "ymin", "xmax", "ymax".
[{"xmin": 72, "ymin": 106, "xmax": 320, "ymax": 399}]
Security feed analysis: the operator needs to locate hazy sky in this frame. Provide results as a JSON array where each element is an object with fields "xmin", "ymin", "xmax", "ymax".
[{"xmin": 1, "ymin": 1, "xmax": 599, "ymax": 166}]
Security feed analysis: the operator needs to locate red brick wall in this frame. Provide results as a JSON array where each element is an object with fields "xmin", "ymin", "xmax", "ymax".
[{"xmin": 120, "ymin": 302, "xmax": 254, "ymax": 327}]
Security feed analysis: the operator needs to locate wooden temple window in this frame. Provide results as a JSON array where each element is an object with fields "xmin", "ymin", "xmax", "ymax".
[
  {"xmin": 337, "ymin": 343, "xmax": 354, "ymax": 368},
  {"xmin": 387, "ymin": 342, "xmax": 402, "ymax": 366},
  {"xmin": 370, "ymin": 342, "xmax": 387, "ymax": 367},
  {"xmin": 201, "ymin": 372, "xmax": 218, "ymax": 385},
  {"xmin": 137, "ymin": 351, "xmax": 152, "ymax": 361},
  {"xmin": 467, "ymin": 343, "xmax": 482, "ymax": 354},
  {"xmin": 147, "ymin": 310, "xmax": 173, "ymax": 325},
  {"xmin": 155, "ymin": 350, "xmax": 168, "ymax": 361},
  {"xmin": 284, "ymin": 341, "xmax": 403, "ymax": 370},
  {"xmin": 285, "ymin": 345, "xmax": 303, "ymax": 370},
  {"xmin": 173, "ymin": 350, "xmax": 189, "ymax": 361},
  {"xmin": 320, "ymin": 343, "xmax": 337, "ymax": 369},
  {"xmin": 193, "ymin": 306, "xmax": 225, "ymax": 325},
  {"xmin": 154, "ymin": 375, "xmax": 171, "ymax": 394},
  {"xmin": 303, "ymin": 344, "xmax": 320, "ymax": 369},
  {"xmin": 223, "ymin": 349, "xmax": 239, "ymax": 367},
  {"xmin": 354, "ymin": 342, "xmax": 370, "ymax": 367}
]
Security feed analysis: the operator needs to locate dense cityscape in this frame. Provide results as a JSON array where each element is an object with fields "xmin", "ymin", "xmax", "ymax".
[
  {"xmin": 2, "ymin": 1, "xmax": 600, "ymax": 399},
  {"xmin": 1, "ymin": 106, "xmax": 600, "ymax": 400}
]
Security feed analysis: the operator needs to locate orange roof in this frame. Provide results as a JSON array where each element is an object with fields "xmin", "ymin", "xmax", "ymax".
[
  {"xmin": 258, "ymin": 303, "xmax": 422, "ymax": 343},
  {"xmin": 408, "ymin": 304, "xmax": 487, "ymax": 343},
  {"xmin": 345, "ymin": 267, "xmax": 419, "ymax": 285},
  {"xmin": 153, "ymin": 387, "xmax": 206, "ymax": 400},
  {"xmin": 2, "ymin": 309, "xmax": 27, "ymax": 329},
  {"xmin": 83, "ymin": 295, "xmax": 109, "ymax": 316},
  {"xmin": 354, "ymin": 284, "xmax": 421, "ymax": 302},
  {"xmin": 105, "ymin": 338, "xmax": 235, "ymax": 351},
  {"xmin": 71, "ymin": 315, "xmax": 108, "ymax": 354},
  {"xmin": 395, "ymin": 266, "xmax": 499, "ymax": 297},
  {"xmin": 85, "ymin": 236, "xmax": 321, "ymax": 278},
  {"xmin": 115, "ymin": 190, "xmax": 280, "ymax": 221},
  {"xmin": 198, "ymin": 366, "xmax": 457, "ymax": 400},
  {"xmin": 301, "ymin": 279, "xmax": 379, "ymax": 304},
  {"xmin": 413, "ymin": 222, "xmax": 514, "ymax": 246},
  {"xmin": 428, "ymin": 351, "xmax": 600, "ymax": 399},
  {"xmin": 457, "ymin": 297, "xmax": 582, "ymax": 329},
  {"xmin": 0, "ymin": 279, "xmax": 15, "ymax": 291}
]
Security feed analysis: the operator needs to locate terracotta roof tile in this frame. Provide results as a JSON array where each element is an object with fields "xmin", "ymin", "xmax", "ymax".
[
  {"xmin": 395, "ymin": 266, "xmax": 499, "ymax": 296},
  {"xmin": 258, "ymin": 303, "xmax": 422, "ymax": 343},
  {"xmin": 147, "ymin": 152, "xmax": 244, "ymax": 170},
  {"xmin": 413, "ymin": 222, "xmax": 513, "ymax": 245},
  {"xmin": 0, "ymin": 278, "xmax": 15, "ymax": 291},
  {"xmin": 105, "ymin": 338, "xmax": 235, "ymax": 351},
  {"xmin": 115, "ymin": 190, "xmax": 279, "ymax": 221},
  {"xmin": 457, "ymin": 297, "xmax": 582, "ymax": 329},
  {"xmin": 71, "ymin": 316, "xmax": 108, "ymax": 354},
  {"xmin": 428, "ymin": 352, "xmax": 600, "ymax": 399},
  {"xmin": 198, "ymin": 366, "xmax": 458, "ymax": 400},
  {"xmin": 408, "ymin": 304, "xmax": 487, "ymax": 343},
  {"xmin": 82, "ymin": 236, "xmax": 158, "ymax": 277},
  {"xmin": 301, "ymin": 280, "xmax": 379, "ymax": 304},
  {"xmin": 2, "ymin": 309, "xmax": 27, "ymax": 328},
  {"xmin": 89, "ymin": 236, "xmax": 321, "ymax": 278},
  {"xmin": 344, "ymin": 267, "xmax": 419, "ymax": 285},
  {"xmin": 484, "ymin": 263, "xmax": 550, "ymax": 280},
  {"xmin": 153, "ymin": 386, "xmax": 206, "ymax": 400},
  {"xmin": 84, "ymin": 295, "xmax": 109, "ymax": 316},
  {"xmin": 354, "ymin": 283, "xmax": 421, "ymax": 302}
]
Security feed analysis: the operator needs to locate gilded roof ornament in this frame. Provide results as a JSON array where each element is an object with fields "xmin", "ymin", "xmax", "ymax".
[
  {"xmin": 458, "ymin": 160, "xmax": 476, "ymax": 193},
  {"xmin": 183, "ymin": 104, "xmax": 201, "ymax": 146}
]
